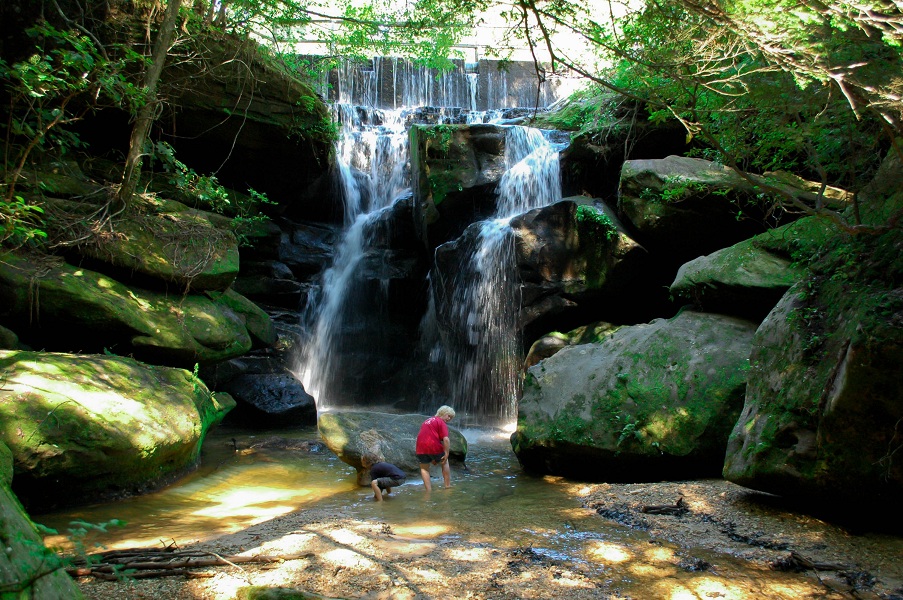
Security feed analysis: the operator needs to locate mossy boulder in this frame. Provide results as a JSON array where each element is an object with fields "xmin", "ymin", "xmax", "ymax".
[
  {"xmin": 0, "ymin": 441, "xmax": 85, "ymax": 600},
  {"xmin": 43, "ymin": 197, "xmax": 241, "ymax": 292},
  {"xmin": 512, "ymin": 310, "xmax": 756, "ymax": 481},
  {"xmin": 0, "ymin": 251, "xmax": 263, "ymax": 368},
  {"xmin": 317, "ymin": 410, "xmax": 467, "ymax": 485},
  {"xmin": 617, "ymin": 156, "xmax": 848, "ymax": 267},
  {"xmin": 723, "ymin": 227, "xmax": 903, "ymax": 514},
  {"xmin": 670, "ymin": 216, "xmax": 840, "ymax": 321},
  {"xmin": 0, "ymin": 350, "xmax": 235, "ymax": 512}
]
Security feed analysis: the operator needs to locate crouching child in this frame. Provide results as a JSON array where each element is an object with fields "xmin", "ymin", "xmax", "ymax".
[{"xmin": 362, "ymin": 452, "xmax": 406, "ymax": 501}]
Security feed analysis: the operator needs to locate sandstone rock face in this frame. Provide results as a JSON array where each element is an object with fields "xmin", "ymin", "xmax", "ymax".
[
  {"xmin": 0, "ymin": 441, "xmax": 85, "ymax": 600},
  {"xmin": 721, "ymin": 149, "xmax": 903, "ymax": 514},
  {"xmin": 512, "ymin": 310, "xmax": 756, "ymax": 481},
  {"xmin": 410, "ymin": 123, "xmax": 509, "ymax": 246},
  {"xmin": 0, "ymin": 252, "xmax": 258, "ymax": 368},
  {"xmin": 317, "ymin": 410, "xmax": 467, "ymax": 485},
  {"xmin": 723, "ymin": 273, "xmax": 903, "ymax": 510},
  {"xmin": 0, "ymin": 350, "xmax": 235, "ymax": 512},
  {"xmin": 668, "ymin": 216, "xmax": 839, "ymax": 321}
]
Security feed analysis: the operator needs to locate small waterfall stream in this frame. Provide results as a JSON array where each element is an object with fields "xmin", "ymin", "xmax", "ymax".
[
  {"xmin": 296, "ymin": 104, "xmax": 410, "ymax": 407},
  {"xmin": 442, "ymin": 127, "xmax": 562, "ymax": 423}
]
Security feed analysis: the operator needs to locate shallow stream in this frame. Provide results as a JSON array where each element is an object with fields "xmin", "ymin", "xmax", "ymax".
[{"xmin": 36, "ymin": 425, "xmax": 903, "ymax": 599}]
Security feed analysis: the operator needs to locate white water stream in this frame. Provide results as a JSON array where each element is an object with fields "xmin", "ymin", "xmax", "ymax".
[
  {"xmin": 443, "ymin": 127, "xmax": 562, "ymax": 423},
  {"xmin": 296, "ymin": 104, "xmax": 410, "ymax": 406}
]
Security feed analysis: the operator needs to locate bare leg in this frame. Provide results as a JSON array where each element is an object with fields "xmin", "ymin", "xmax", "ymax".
[
  {"xmin": 371, "ymin": 480, "xmax": 383, "ymax": 501},
  {"xmin": 419, "ymin": 463, "xmax": 432, "ymax": 492},
  {"xmin": 441, "ymin": 460, "xmax": 451, "ymax": 489}
]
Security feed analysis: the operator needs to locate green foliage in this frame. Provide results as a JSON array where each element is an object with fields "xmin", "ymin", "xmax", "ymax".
[
  {"xmin": 1, "ymin": 25, "xmax": 143, "ymax": 194},
  {"xmin": 531, "ymin": 87, "xmax": 625, "ymax": 142},
  {"xmin": 11, "ymin": 518, "xmax": 129, "ymax": 591},
  {"xmin": 151, "ymin": 142, "xmax": 276, "ymax": 247},
  {"xmin": 0, "ymin": 196, "xmax": 47, "ymax": 249},
  {"xmin": 575, "ymin": 204, "xmax": 617, "ymax": 241}
]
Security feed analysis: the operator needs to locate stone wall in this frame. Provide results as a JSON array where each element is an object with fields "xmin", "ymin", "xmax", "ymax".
[{"xmin": 305, "ymin": 56, "xmax": 580, "ymax": 111}]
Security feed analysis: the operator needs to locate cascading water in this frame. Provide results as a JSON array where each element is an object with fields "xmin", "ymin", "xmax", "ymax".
[
  {"xmin": 297, "ymin": 59, "xmax": 566, "ymax": 421},
  {"xmin": 438, "ymin": 127, "xmax": 561, "ymax": 425},
  {"xmin": 295, "ymin": 104, "xmax": 410, "ymax": 408}
]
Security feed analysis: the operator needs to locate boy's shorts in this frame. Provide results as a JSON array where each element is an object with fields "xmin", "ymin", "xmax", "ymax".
[
  {"xmin": 417, "ymin": 453, "xmax": 445, "ymax": 465},
  {"xmin": 374, "ymin": 476, "xmax": 405, "ymax": 490}
]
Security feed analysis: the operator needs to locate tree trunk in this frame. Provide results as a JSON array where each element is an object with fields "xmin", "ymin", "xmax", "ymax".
[{"xmin": 117, "ymin": 0, "xmax": 183, "ymax": 207}]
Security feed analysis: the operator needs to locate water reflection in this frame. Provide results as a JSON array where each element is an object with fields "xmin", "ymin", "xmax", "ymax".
[{"xmin": 37, "ymin": 425, "xmax": 608, "ymax": 555}]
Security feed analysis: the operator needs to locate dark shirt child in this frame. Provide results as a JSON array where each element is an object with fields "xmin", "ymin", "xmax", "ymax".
[{"xmin": 362, "ymin": 453, "xmax": 406, "ymax": 501}]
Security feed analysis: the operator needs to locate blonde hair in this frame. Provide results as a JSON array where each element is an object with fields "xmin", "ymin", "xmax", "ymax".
[
  {"xmin": 361, "ymin": 452, "xmax": 381, "ymax": 467},
  {"xmin": 435, "ymin": 405, "xmax": 456, "ymax": 419}
]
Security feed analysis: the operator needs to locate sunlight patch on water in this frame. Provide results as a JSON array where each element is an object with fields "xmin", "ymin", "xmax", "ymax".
[
  {"xmin": 392, "ymin": 524, "xmax": 450, "ymax": 537},
  {"xmin": 586, "ymin": 540, "xmax": 631, "ymax": 563}
]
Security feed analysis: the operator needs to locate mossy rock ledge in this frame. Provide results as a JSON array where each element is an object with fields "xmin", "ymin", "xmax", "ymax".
[
  {"xmin": 669, "ymin": 215, "xmax": 840, "ymax": 321},
  {"xmin": 512, "ymin": 310, "xmax": 756, "ymax": 481},
  {"xmin": 0, "ymin": 440, "xmax": 85, "ymax": 600},
  {"xmin": 0, "ymin": 350, "xmax": 235, "ymax": 512},
  {"xmin": 0, "ymin": 251, "xmax": 273, "ymax": 368}
]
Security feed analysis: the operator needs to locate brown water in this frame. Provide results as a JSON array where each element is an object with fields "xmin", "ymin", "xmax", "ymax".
[
  {"xmin": 35, "ymin": 425, "xmax": 902, "ymax": 599},
  {"xmin": 37, "ymin": 425, "xmax": 621, "ymax": 555}
]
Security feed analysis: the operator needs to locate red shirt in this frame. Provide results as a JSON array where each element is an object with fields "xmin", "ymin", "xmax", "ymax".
[{"xmin": 415, "ymin": 416, "xmax": 449, "ymax": 454}]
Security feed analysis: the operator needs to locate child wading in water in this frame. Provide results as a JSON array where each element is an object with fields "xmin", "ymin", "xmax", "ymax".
[{"xmin": 361, "ymin": 452, "xmax": 406, "ymax": 501}]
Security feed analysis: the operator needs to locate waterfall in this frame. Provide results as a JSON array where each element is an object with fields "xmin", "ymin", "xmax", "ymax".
[
  {"xmin": 295, "ymin": 104, "xmax": 410, "ymax": 408},
  {"xmin": 297, "ymin": 58, "xmax": 567, "ymax": 421},
  {"xmin": 438, "ymin": 126, "xmax": 561, "ymax": 425}
]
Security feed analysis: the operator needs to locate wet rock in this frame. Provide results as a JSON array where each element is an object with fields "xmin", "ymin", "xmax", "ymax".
[
  {"xmin": 317, "ymin": 410, "xmax": 467, "ymax": 484},
  {"xmin": 220, "ymin": 373, "xmax": 316, "ymax": 428}
]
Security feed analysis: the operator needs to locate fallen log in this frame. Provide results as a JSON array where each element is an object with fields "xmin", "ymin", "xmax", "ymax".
[
  {"xmin": 641, "ymin": 496, "xmax": 688, "ymax": 516},
  {"xmin": 67, "ymin": 547, "xmax": 314, "ymax": 580}
]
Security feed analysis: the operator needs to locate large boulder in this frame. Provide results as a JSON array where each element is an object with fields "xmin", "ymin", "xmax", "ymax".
[
  {"xmin": 0, "ymin": 441, "xmax": 85, "ymax": 600},
  {"xmin": 723, "ymin": 228, "xmax": 903, "ymax": 515},
  {"xmin": 0, "ymin": 350, "xmax": 235, "ymax": 512},
  {"xmin": 617, "ymin": 156, "xmax": 850, "ymax": 268},
  {"xmin": 669, "ymin": 216, "xmax": 840, "ymax": 321},
  {"xmin": 511, "ymin": 310, "xmax": 756, "ymax": 481},
  {"xmin": 0, "ymin": 252, "xmax": 267, "ymax": 368},
  {"xmin": 317, "ymin": 410, "xmax": 467, "ymax": 485},
  {"xmin": 510, "ymin": 198, "xmax": 652, "ymax": 331}
]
